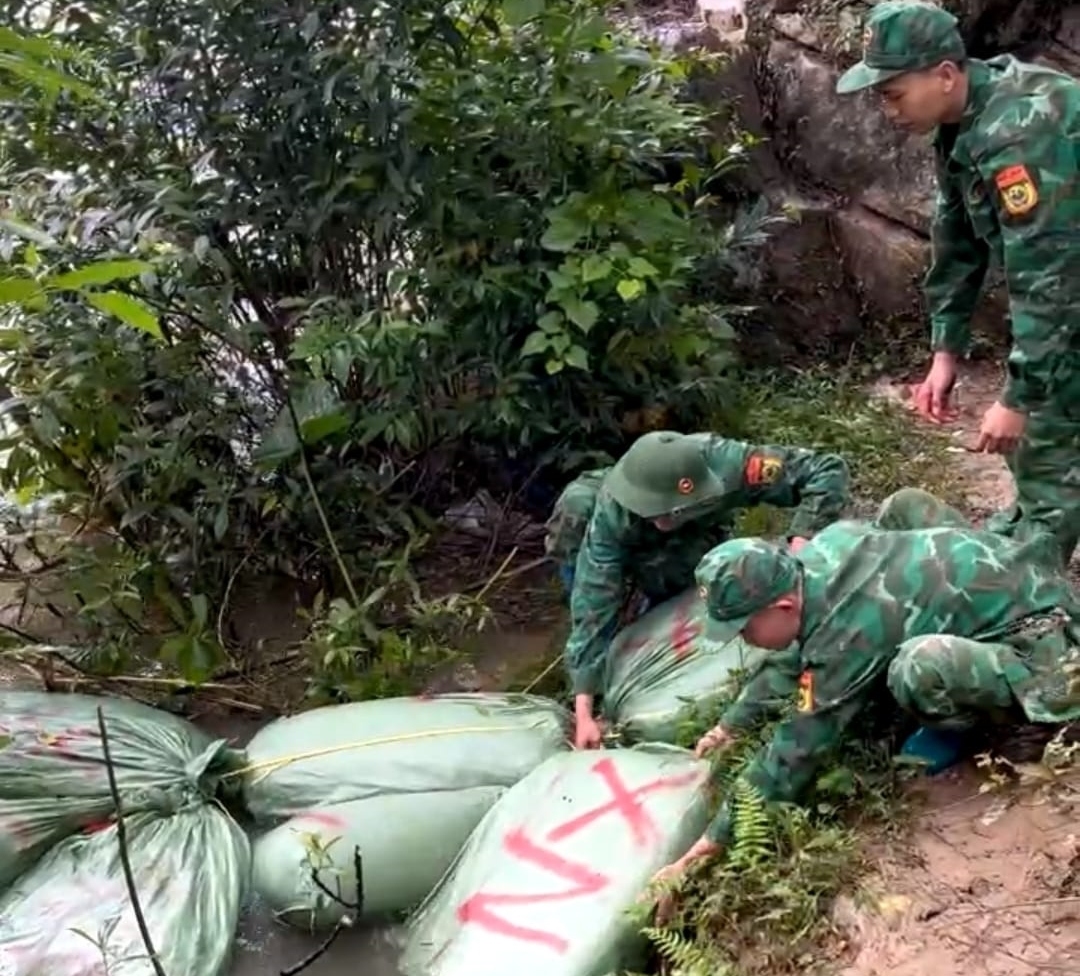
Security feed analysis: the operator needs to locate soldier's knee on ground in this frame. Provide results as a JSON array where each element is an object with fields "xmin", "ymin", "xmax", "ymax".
[
  {"xmin": 874, "ymin": 487, "xmax": 970, "ymax": 531},
  {"xmin": 887, "ymin": 635, "xmax": 958, "ymax": 716}
]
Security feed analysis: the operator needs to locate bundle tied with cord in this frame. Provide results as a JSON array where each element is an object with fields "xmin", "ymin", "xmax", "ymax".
[{"xmin": 231, "ymin": 692, "xmax": 571, "ymax": 931}]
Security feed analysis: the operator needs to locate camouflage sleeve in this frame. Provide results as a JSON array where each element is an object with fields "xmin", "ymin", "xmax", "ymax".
[
  {"xmin": 974, "ymin": 132, "xmax": 1080, "ymax": 411},
  {"xmin": 704, "ymin": 637, "xmax": 885, "ymax": 845},
  {"xmin": 563, "ymin": 492, "xmax": 630, "ymax": 695},
  {"xmin": 719, "ymin": 644, "xmax": 803, "ymax": 732},
  {"xmin": 924, "ymin": 156, "xmax": 990, "ymax": 355},
  {"xmin": 724, "ymin": 441, "xmax": 851, "ymax": 539}
]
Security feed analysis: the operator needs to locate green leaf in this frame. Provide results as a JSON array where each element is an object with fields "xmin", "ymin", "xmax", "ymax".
[
  {"xmin": 561, "ymin": 297, "xmax": 599, "ymax": 332},
  {"xmin": 0, "ymin": 277, "xmax": 44, "ymax": 306},
  {"xmin": 521, "ymin": 330, "xmax": 550, "ymax": 357},
  {"xmin": 190, "ymin": 593, "xmax": 210, "ymax": 629},
  {"xmin": 503, "ymin": 0, "xmax": 545, "ymax": 27},
  {"xmin": 627, "ymin": 256, "xmax": 660, "ymax": 278},
  {"xmin": 616, "ymin": 278, "xmax": 646, "ymax": 301},
  {"xmin": 295, "ymin": 379, "xmax": 350, "ymax": 445},
  {"xmin": 537, "ymin": 310, "xmax": 563, "ymax": 333},
  {"xmin": 564, "ymin": 344, "xmax": 589, "ymax": 370},
  {"xmin": 544, "ymin": 358, "xmax": 565, "ymax": 374},
  {"xmin": 85, "ymin": 291, "xmax": 162, "ymax": 338},
  {"xmin": 540, "ymin": 217, "xmax": 585, "ymax": 253},
  {"xmin": 213, "ymin": 505, "xmax": 229, "ymax": 541},
  {"xmin": 160, "ymin": 633, "xmax": 220, "ymax": 684},
  {"xmin": 47, "ymin": 260, "xmax": 153, "ymax": 291},
  {"xmin": 0, "ymin": 219, "xmax": 55, "ymax": 248},
  {"xmin": 581, "ymin": 254, "xmax": 613, "ymax": 283}
]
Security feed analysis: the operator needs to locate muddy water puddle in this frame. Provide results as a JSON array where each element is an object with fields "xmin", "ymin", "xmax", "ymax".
[{"xmin": 229, "ymin": 906, "xmax": 405, "ymax": 976}]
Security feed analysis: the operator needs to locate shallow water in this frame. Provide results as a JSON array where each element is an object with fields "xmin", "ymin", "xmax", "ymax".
[{"xmin": 228, "ymin": 898, "xmax": 406, "ymax": 976}]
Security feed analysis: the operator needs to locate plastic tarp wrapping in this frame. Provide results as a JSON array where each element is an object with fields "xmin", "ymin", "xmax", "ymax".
[
  {"xmin": 400, "ymin": 744, "xmax": 712, "ymax": 976},
  {"xmin": 601, "ymin": 588, "xmax": 767, "ymax": 743},
  {"xmin": 0, "ymin": 691, "xmax": 240, "ymax": 888},
  {"xmin": 0, "ymin": 805, "xmax": 250, "ymax": 976},
  {"xmin": 242, "ymin": 693, "xmax": 572, "ymax": 930}
]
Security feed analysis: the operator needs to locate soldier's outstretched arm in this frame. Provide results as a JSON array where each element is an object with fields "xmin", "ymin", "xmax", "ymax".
[
  {"xmin": 702, "ymin": 648, "xmax": 886, "ymax": 847},
  {"xmin": 720, "ymin": 439, "xmax": 852, "ymax": 539},
  {"xmin": 924, "ymin": 153, "xmax": 991, "ymax": 357},
  {"xmin": 973, "ymin": 125, "xmax": 1080, "ymax": 412},
  {"xmin": 563, "ymin": 495, "xmax": 630, "ymax": 698},
  {"xmin": 718, "ymin": 643, "xmax": 803, "ymax": 733}
]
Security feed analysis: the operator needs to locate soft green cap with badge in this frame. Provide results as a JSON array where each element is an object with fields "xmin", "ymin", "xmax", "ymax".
[
  {"xmin": 695, "ymin": 537, "xmax": 801, "ymax": 645},
  {"xmin": 604, "ymin": 430, "xmax": 725, "ymax": 519},
  {"xmin": 836, "ymin": 1, "xmax": 966, "ymax": 95}
]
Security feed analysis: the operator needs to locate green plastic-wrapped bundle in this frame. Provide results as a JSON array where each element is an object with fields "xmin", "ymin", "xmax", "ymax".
[
  {"xmin": 401, "ymin": 744, "xmax": 712, "ymax": 976},
  {"xmin": 0, "ymin": 806, "xmax": 249, "ymax": 976},
  {"xmin": 240, "ymin": 692, "xmax": 572, "ymax": 930},
  {"xmin": 0, "ymin": 690, "xmax": 239, "ymax": 887},
  {"xmin": 601, "ymin": 588, "xmax": 766, "ymax": 743}
]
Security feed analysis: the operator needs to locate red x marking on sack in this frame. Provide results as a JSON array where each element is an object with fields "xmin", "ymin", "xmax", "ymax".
[{"xmin": 454, "ymin": 757, "xmax": 702, "ymax": 952}]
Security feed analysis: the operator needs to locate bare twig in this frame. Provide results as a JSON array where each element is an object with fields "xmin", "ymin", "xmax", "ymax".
[
  {"xmin": 96, "ymin": 707, "xmax": 168, "ymax": 976},
  {"xmin": 281, "ymin": 846, "xmax": 365, "ymax": 976}
]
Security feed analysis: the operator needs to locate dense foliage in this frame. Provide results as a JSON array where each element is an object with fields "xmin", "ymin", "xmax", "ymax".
[{"xmin": 0, "ymin": 1, "xmax": 765, "ymax": 688}]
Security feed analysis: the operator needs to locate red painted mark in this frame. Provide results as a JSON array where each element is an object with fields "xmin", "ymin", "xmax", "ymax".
[
  {"xmin": 668, "ymin": 595, "xmax": 701, "ymax": 661},
  {"xmin": 293, "ymin": 810, "xmax": 348, "ymax": 830},
  {"xmin": 546, "ymin": 758, "xmax": 700, "ymax": 846},
  {"xmin": 456, "ymin": 829, "xmax": 608, "ymax": 952},
  {"xmin": 454, "ymin": 757, "xmax": 703, "ymax": 953}
]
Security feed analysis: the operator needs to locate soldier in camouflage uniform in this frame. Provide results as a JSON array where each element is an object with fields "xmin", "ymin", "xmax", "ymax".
[
  {"xmin": 647, "ymin": 488, "xmax": 1080, "ymax": 894},
  {"xmin": 544, "ymin": 430, "xmax": 851, "ymax": 749},
  {"xmin": 836, "ymin": 1, "xmax": 1080, "ymax": 568}
]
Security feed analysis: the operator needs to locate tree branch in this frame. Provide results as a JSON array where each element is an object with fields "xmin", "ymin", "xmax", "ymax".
[{"xmin": 96, "ymin": 706, "xmax": 168, "ymax": 976}]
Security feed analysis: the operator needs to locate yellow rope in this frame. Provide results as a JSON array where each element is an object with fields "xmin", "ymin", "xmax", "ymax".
[
  {"xmin": 224, "ymin": 724, "xmax": 529, "ymax": 786},
  {"xmin": 521, "ymin": 655, "xmax": 561, "ymax": 695}
]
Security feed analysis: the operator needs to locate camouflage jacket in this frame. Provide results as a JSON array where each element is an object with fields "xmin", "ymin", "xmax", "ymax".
[
  {"xmin": 565, "ymin": 437, "xmax": 850, "ymax": 695},
  {"xmin": 925, "ymin": 55, "xmax": 1080, "ymax": 413},
  {"xmin": 707, "ymin": 519, "xmax": 1080, "ymax": 844}
]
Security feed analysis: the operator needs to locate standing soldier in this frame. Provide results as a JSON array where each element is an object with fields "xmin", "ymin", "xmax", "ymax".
[
  {"xmin": 543, "ymin": 430, "xmax": 851, "ymax": 749},
  {"xmin": 836, "ymin": 1, "xmax": 1080, "ymax": 566}
]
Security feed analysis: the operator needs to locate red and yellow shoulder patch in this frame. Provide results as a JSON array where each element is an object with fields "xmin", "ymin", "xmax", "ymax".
[
  {"xmin": 797, "ymin": 670, "xmax": 814, "ymax": 712},
  {"xmin": 744, "ymin": 453, "xmax": 783, "ymax": 486},
  {"xmin": 993, "ymin": 164, "xmax": 1038, "ymax": 217}
]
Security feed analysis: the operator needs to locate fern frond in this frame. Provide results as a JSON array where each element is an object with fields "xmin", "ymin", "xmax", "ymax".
[
  {"xmin": 728, "ymin": 777, "xmax": 772, "ymax": 868},
  {"xmin": 643, "ymin": 926, "xmax": 713, "ymax": 975}
]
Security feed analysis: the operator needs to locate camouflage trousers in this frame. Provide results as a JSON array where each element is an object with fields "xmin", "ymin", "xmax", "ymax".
[
  {"xmin": 877, "ymin": 487, "xmax": 1080, "ymax": 728},
  {"xmin": 875, "ymin": 486, "xmax": 1062, "ymax": 566},
  {"xmin": 887, "ymin": 634, "xmax": 1025, "ymax": 731},
  {"xmin": 992, "ymin": 413, "xmax": 1080, "ymax": 569}
]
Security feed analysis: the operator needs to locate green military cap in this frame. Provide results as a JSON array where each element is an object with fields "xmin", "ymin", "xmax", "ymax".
[
  {"xmin": 604, "ymin": 430, "xmax": 725, "ymax": 519},
  {"xmin": 695, "ymin": 537, "xmax": 800, "ymax": 644},
  {"xmin": 836, "ymin": 1, "xmax": 966, "ymax": 95}
]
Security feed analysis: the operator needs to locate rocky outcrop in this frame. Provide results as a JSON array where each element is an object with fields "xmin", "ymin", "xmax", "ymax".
[{"xmin": 682, "ymin": 0, "xmax": 1078, "ymax": 361}]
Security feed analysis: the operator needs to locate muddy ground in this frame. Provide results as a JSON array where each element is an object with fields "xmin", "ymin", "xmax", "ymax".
[{"xmin": 843, "ymin": 363, "xmax": 1080, "ymax": 976}]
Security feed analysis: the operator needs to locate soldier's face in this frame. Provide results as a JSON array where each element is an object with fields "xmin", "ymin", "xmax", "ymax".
[
  {"xmin": 877, "ymin": 65, "xmax": 961, "ymax": 134},
  {"xmin": 742, "ymin": 602, "xmax": 801, "ymax": 650}
]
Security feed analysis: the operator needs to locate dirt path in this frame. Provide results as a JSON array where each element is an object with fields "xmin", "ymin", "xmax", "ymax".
[{"xmin": 849, "ymin": 362, "xmax": 1080, "ymax": 976}]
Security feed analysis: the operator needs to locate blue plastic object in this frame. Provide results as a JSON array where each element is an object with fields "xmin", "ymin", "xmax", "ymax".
[{"xmin": 900, "ymin": 725, "xmax": 972, "ymax": 774}]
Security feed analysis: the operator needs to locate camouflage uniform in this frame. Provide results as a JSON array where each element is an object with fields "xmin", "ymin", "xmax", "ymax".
[
  {"xmin": 838, "ymin": 2, "xmax": 1080, "ymax": 567},
  {"xmin": 548, "ymin": 430, "xmax": 851, "ymax": 696},
  {"xmin": 694, "ymin": 495, "xmax": 1080, "ymax": 845}
]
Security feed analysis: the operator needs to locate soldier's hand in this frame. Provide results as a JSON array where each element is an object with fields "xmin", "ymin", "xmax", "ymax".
[
  {"xmin": 973, "ymin": 401, "xmax": 1025, "ymax": 455},
  {"xmin": 911, "ymin": 352, "xmax": 959, "ymax": 424},
  {"xmin": 574, "ymin": 715, "xmax": 604, "ymax": 750},
  {"xmin": 694, "ymin": 723, "xmax": 733, "ymax": 759}
]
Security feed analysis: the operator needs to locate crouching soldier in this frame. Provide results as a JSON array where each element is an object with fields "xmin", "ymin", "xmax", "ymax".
[{"xmin": 543, "ymin": 430, "xmax": 852, "ymax": 749}]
